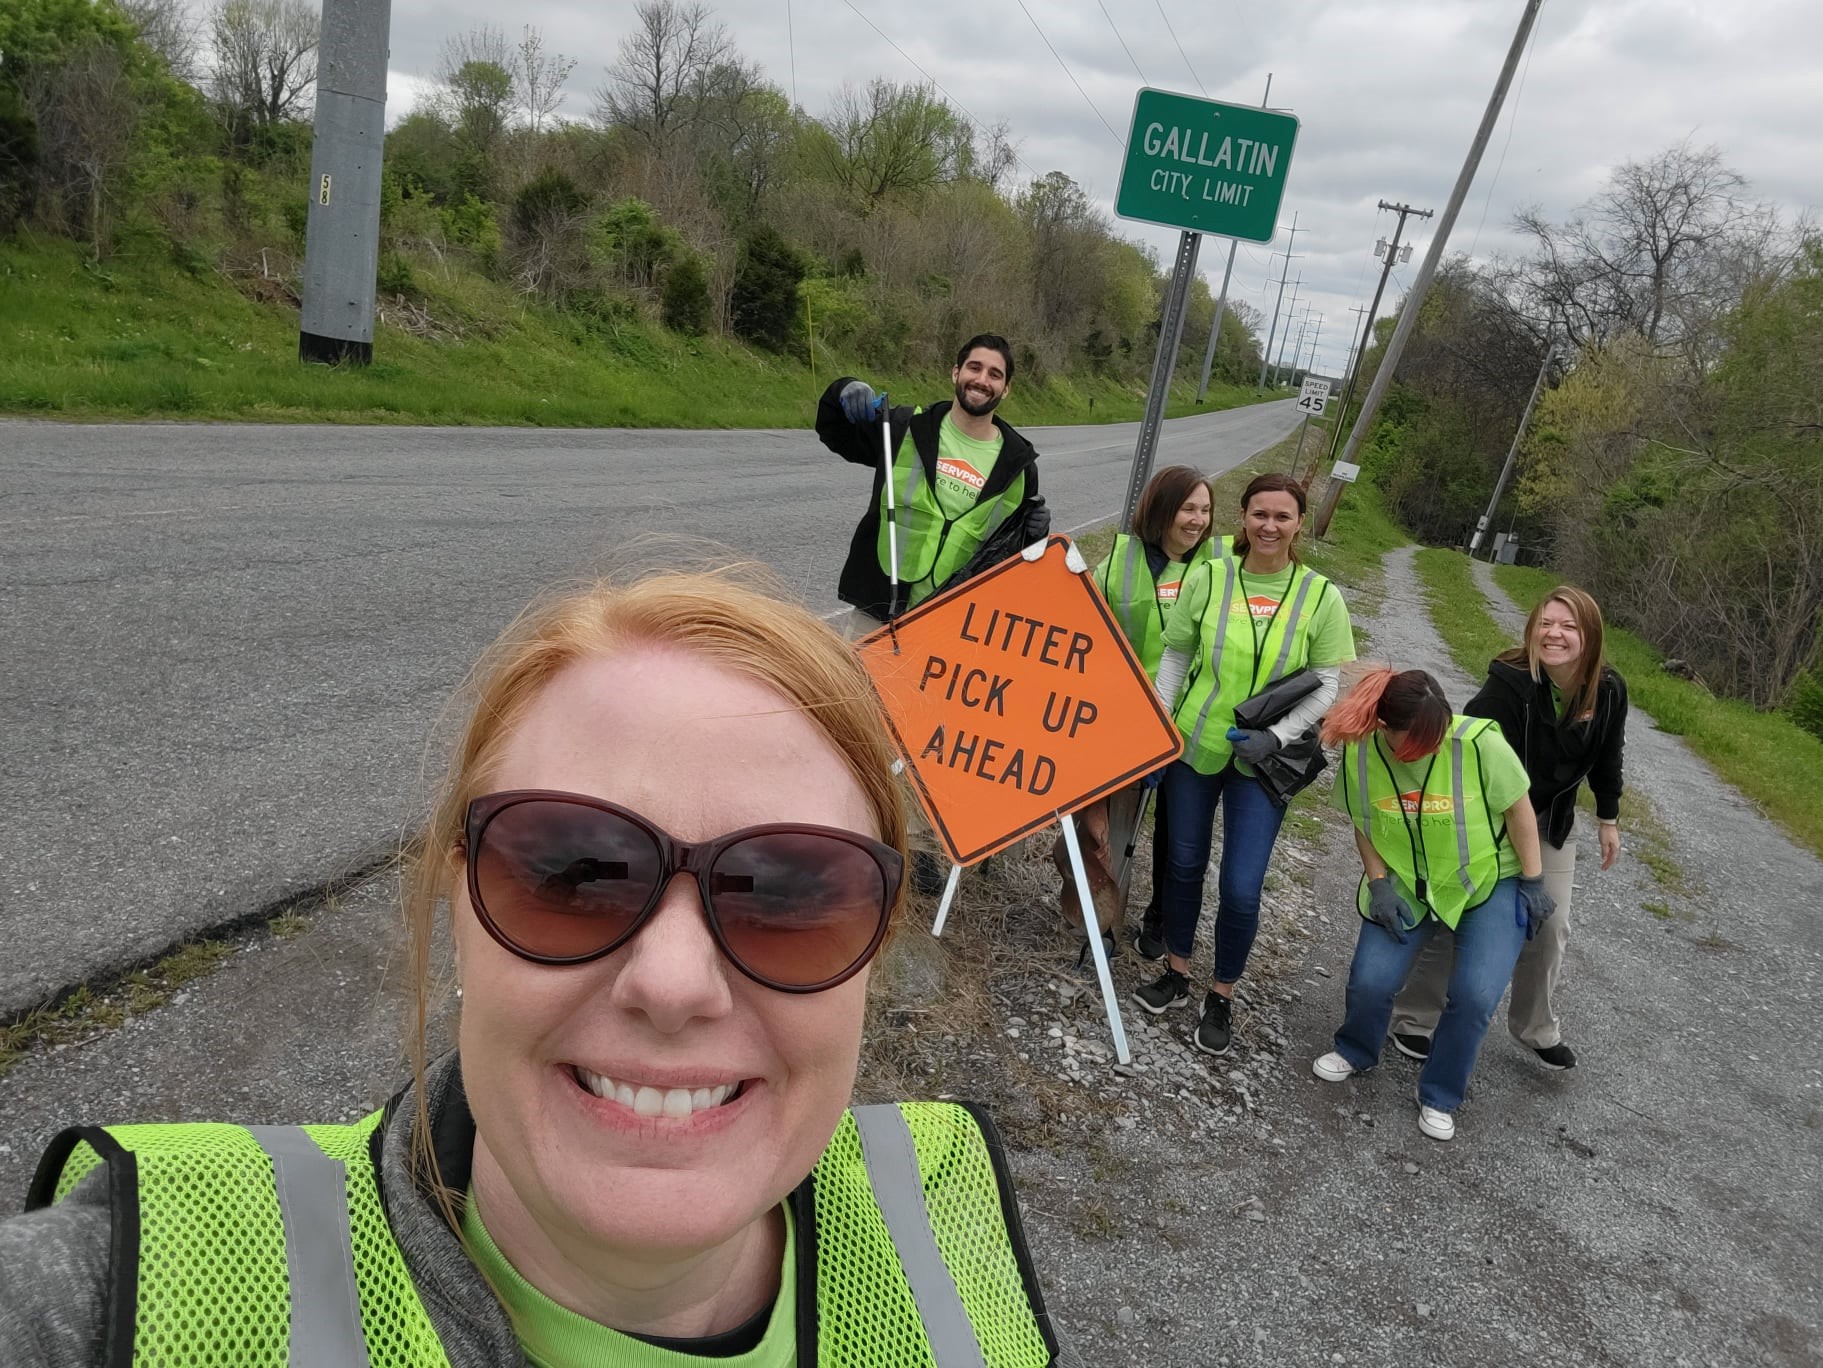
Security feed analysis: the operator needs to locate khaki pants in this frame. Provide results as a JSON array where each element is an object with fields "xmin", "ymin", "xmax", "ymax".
[{"xmin": 1389, "ymin": 838, "xmax": 1577, "ymax": 1049}]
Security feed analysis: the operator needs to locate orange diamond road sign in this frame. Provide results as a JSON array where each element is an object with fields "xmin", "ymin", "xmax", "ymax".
[{"xmin": 857, "ymin": 536, "xmax": 1184, "ymax": 865}]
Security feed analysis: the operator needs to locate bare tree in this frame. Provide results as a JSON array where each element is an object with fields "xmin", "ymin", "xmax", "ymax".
[
  {"xmin": 513, "ymin": 25, "xmax": 576, "ymax": 134},
  {"xmin": 23, "ymin": 38, "xmax": 140, "ymax": 261},
  {"xmin": 120, "ymin": 0, "xmax": 201, "ymax": 81},
  {"xmin": 208, "ymin": 0, "xmax": 320, "ymax": 140},
  {"xmin": 594, "ymin": 0, "xmax": 730, "ymax": 148}
]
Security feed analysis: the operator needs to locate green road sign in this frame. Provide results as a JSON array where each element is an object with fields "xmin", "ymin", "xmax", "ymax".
[{"xmin": 1115, "ymin": 88, "xmax": 1299, "ymax": 243}]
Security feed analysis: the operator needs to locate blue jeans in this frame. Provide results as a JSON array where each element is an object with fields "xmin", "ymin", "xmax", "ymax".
[
  {"xmin": 1159, "ymin": 759, "xmax": 1286, "ymax": 984},
  {"xmin": 1332, "ymin": 877, "xmax": 1528, "ymax": 1111}
]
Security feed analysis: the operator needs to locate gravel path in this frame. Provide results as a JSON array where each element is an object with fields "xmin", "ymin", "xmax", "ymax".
[{"xmin": 2, "ymin": 544, "xmax": 1817, "ymax": 1365}]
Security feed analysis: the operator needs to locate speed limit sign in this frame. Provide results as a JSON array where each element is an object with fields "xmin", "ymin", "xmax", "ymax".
[{"xmin": 1296, "ymin": 376, "xmax": 1330, "ymax": 414}]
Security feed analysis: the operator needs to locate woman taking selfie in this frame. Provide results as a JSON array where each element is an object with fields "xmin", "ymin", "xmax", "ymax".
[
  {"xmin": 1388, "ymin": 586, "xmax": 1627, "ymax": 1071},
  {"xmin": 1311, "ymin": 668, "xmax": 1557, "ymax": 1142},
  {"xmin": 1, "ymin": 572, "xmax": 1074, "ymax": 1367},
  {"xmin": 1134, "ymin": 473, "xmax": 1354, "ymax": 1057}
]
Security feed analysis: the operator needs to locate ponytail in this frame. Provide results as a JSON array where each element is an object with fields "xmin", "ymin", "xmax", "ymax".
[{"xmin": 1321, "ymin": 666, "xmax": 1452, "ymax": 761}]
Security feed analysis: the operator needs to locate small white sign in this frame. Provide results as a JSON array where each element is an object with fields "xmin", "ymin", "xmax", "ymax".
[{"xmin": 1331, "ymin": 461, "xmax": 1361, "ymax": 483}]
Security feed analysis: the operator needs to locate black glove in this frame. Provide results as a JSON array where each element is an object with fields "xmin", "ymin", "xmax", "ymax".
[
  {"xmin": 839, "ymin": 380, "xmax": 883, "ymax": 425},
  {"xmin": 1365, "ymin": 877, "xmax": 1415, "ymax": 943},
  {"xmin": 1021, "ymin": 495, "xmax": 1050, "ymax": 541},
  {"xmin": 1226, "ymin": 727, "xmax": 1281, "ymax": 766},
  {"xmin": 1516, "ymin": 874, "xmax": 1557, "ymax": 940}
]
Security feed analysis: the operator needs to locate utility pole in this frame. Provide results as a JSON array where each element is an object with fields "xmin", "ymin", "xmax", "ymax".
[
  {"xmin": 300, "ymin": 0, "xmax": 392, "ymax": 364},
  {"xmin": 1341, "ymin": 304, "xmax": 1372, "ymax": 387},
  {"xmin": 1120, "ymin": 229, "xmax": 1202, "ymax": 530},
  {"xmin": 1196, "ymin": 75, "xmax": 1274, "ymax": 403},
  {"xmin": 1302, "ymin": 314, "xmax": 1323, "ymax": 380},
  {"xmin": 1256, "ymin": 211, "xmax": 1301, "ymax": 390},
  {"xmin": 1322, "ymin": 201, "xmax": 1432, "ymax": 466},
  {"xmin": 1284, "ymin": 304, "xmax": 1310, "ymax": 386},
  {"xmin": 1470, "ymin": 341, "xmax": 1556, "ymax": 557},
  {"xmin": 1313, "ymin": 0, "xmax": 1544, "ymax": 539},
  {"xmin": 1270, "ymin": 276, "xmax": 1303, "ymax": 387}
]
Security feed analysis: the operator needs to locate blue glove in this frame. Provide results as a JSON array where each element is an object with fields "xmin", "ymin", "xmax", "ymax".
[
  {"xmin": 839, "ymin": 380, "xmax": 884, "ymax": 425},
  {"xmin": 1365, "ymin": 877, "xmax": 1415, "ymax": 943},
  {"xmin": 1140, "ymin": 765, "xmax": 1167, "ymax": 791},
  {"xmin": 1516, "ymin": 874, "xmax": 1557, "ymax": 940},
  {"xmin": 1226, "ymin": 727, "xmax": 1281, "ymax": 766}
]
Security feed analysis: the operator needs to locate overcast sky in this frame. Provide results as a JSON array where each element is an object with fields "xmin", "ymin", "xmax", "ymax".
[{"xmin": 374, "ymin": 0, "xmax": 1821, "ymax": 377}]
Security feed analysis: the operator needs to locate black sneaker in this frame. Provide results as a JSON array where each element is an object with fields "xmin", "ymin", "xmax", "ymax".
[
  {"xmin": 1193, "ymin": 991, "xmax": 1233, "ymax": 1056},
  {"xmin": 1134, "ymin": 906, "xmax": 1167, "ymax": 962},
  {"xmin": 1392, "ymin": 1033, "xmax": 1432, "ymax": 1062},
  {"xmin": 1532, "ymin": 1042, "xmax": 1577, "ymax": 1070},
  {"xmin": 1132, "ymin": 968, "xmax": 1189, "ymax": 1015},
  {"xmin": 1075, "ymin": 930, "xmax": 1116, "ymax": 970}
]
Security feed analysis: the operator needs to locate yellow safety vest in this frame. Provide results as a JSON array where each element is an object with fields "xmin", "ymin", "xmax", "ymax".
[
  {"xmin": 1337, "ymin": 716, "xmax": 1508, "ymax": 928},
  {"xmin": 31, "ymin": 1101, "xmax": 1057, "ymax": 1367},
  {"xmin": 1098, "ymin": 534, "xmax": 1217, "ymax": 674}
]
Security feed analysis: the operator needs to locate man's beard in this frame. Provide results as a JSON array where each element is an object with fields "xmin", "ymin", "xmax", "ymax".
[{"xmin": 954, "ymin": 381, "xmax": 1001, "ymax": 417}]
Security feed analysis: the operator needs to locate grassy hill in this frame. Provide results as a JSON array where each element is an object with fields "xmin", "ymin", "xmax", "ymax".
[{"xmin": 0, "ymin": 235, "xmax": 1276, "ymax": 429}]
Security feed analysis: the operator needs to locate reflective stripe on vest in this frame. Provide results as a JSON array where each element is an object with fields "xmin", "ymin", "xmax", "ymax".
[
  {"xmin": 1182, "ymin": 561, "xmax": 1322, "ymax": 764},
  {"xmin": 1111, "ymin": 534, "xmax": 1148, "ymax": 648},
  {"xmin": 1449, "ymin": 718, "xmax": 1478, "ymax": 894},
  {"xmin": 247, "ymin": 1126, "xmax": 370, "ymax": 1368},
  {"xmin": 852, "ymin": 1105, "xmax": 990, "ymax": 1368}
]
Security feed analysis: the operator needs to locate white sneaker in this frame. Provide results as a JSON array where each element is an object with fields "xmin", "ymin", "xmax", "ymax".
[
  {"xmin": 1312, "ymin": 1051, "xmax": 1355, "ymax": 1083},
  {"xmin": 1418, "ymin": 1105, "xmax": 1456, "ymax": 1142}
]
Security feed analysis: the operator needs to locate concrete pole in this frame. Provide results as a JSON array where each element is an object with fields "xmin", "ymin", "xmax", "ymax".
[
  {"xmin": 300, "ymin": 0, "xmax": 392, "ymax": 364},
  {"xmin": 1195, "ymin": 75, "xmax": 1274, "ymax": 403},
  {"xmin": 1323, "ymin": 201, "xmax": 1430, "ymax": 466},
  {"xmin": 1269, "ymin": 275, "xmax": 1302, "ymax": 387},
  {"xmin": 1313, "ymin": 0, "xmax": 1545, "ymax": 538},
  {"xmin": 1470, "ymin": 341, "xmax": 1556, "ymax": 556}
]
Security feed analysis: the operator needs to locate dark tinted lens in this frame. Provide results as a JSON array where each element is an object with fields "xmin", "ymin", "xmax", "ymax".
[
  {"xmin": 709, "ymin": 831, "xmax": 888, "ymax": 987},
  {"xmin": 474, "ymin": 800, "xmax": 662, "ymax": 959}
]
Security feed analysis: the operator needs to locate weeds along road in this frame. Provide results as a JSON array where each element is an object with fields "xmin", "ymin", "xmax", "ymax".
[{"xmin": 0, "ymin": 400, "xmax": 1302, "ymax": 1015}]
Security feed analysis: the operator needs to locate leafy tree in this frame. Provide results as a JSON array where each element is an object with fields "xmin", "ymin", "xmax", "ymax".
[
  {"xmin": 730, "ymin": 222, "xmax": 802, "ymax": 352},
  {"xmin": 587, "ymin": 196, "xmax": 681, "ymax": 291},
  {"xmin": 818, "ymin": 79, "xmax": 970, "ymax": 208}
]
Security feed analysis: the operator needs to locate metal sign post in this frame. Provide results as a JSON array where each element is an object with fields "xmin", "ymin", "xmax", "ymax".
[{"xmin": 1113, "ymin": 87, "xmax": 1302, "ymax": 531}]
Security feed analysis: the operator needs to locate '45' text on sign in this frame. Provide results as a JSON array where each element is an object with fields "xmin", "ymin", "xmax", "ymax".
[{"xmin": 857, "ymin": 537, "xmax": 1183, "ymax": 865}]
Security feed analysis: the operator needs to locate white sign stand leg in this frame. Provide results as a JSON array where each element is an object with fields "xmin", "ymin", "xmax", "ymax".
[
  {"xmin": 1060, "ymin": 810, "xmax": 1133, "ymax": 1066},
  {"xmin": 929, "ymin": 863, "xmax": 963, "ymax": 937}
]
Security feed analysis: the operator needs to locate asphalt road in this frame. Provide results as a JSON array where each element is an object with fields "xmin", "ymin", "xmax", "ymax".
[{"xmin": 0, "ymin": 399, "xmax": 1302, "ymax": 1015}]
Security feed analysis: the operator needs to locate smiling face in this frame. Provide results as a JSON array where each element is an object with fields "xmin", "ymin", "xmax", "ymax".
[
  {"xmin": 952, "ymin": 346, "xmax": 1011, "ymax": 416},
  {"xmin": 1163, "ymin": 483, "xmax": 1213, "ymax": 559},
  {"xmin": 1241, "ymin": 489, "xmax": 1304, "ymax": 565},
  {"xmin": 453, "ymin": 645, "xmax": 876, "ymax": 1261},
  {"xmin": 1532, "ymin": 597, "xmax": 1586, "ymax": 675}
]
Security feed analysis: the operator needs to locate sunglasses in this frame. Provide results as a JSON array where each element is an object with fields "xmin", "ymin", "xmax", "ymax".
[{"xmin": 462, "ymin": 790, "xmax": 903, "ymax": 993}]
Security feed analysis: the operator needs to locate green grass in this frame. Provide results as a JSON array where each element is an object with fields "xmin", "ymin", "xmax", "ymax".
[
  {"xmin": 0, "ymin": 938, "xmax": 232, "ymax": 1078},
  {"xmin": 0, "ymin": 234, "xmax": 1272, "ymax": 428},
  {"xmin": 1494, "ymin": 561, "xmax": 1823, "ymax": 862}
]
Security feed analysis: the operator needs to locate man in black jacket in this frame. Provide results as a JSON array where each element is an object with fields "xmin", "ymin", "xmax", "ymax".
[{"xmin": 816, "ymin": 334, "xmax": 1049, "ymax": 634}]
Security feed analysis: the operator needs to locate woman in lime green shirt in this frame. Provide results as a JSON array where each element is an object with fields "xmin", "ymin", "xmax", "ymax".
[{"xmin": 6, "ymin": 574, "xmax": 1076, "ymax": 1367}]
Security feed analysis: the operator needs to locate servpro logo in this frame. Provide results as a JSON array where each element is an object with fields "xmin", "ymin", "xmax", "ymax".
[
  {"xmin": 1247, "ymin": 594, "xmax": 1280, "ymax": 619},
  {"xmin": 936, "ymin": 457, "xmax": 987, "ymax": 492},
  {"xmin": 1156, "ymin": 579, "xmax": 1182, "ymax": 603},
  {"xmin": 1374, "ymin": 791, "xmax": 1455, "ymax": 816}
]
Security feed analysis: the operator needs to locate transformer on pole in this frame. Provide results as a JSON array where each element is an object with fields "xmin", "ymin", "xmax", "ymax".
[{"xmin": 299, "ymin": 0, "xmax": 392, "ymax": 365}]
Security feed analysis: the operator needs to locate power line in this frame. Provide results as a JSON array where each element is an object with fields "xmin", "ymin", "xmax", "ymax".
[
  {"xmin": 1468, "ymin": 0, "xmax": 1543, "ymax": 257},
  {"xmin": 839, "ymin": 1, "xmax": 1043, "ymax": 181},
  {"xmin": 1152, "ymin": 0, "xmax": 1206, "ymax": 95},
  {"xmin": 1013, "ymin": 0, "xmax": 1126, "ymax": 148},
  {"xmin": 1095, "ymin": 0, "xmax": 1148, "ymax": 84}
]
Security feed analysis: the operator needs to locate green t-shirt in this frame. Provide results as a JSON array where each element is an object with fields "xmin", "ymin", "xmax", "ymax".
[
  {"xmin": 1329, "ymin": 725, "xmax": 1533, "ymax": 887},
  {"xmin": 463, "ymin": 1195, "xmax": 797, "ymax": 1367},
  {"xmin": 933, "ymin": 414, "xmax": 1004, "ymax": 521},
  {"xmin": 1162, "ymin": 560, "xmax": 1356, "ymax": 667}
]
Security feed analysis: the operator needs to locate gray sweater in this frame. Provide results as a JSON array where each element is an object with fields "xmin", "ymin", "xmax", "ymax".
[{"xmin": 0, "ymin": 1058, "xmax": 1079, "ymax": 1366}]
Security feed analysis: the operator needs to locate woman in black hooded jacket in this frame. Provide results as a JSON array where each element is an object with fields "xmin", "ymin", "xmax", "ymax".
[{"xmin": 1389, "ymin": 585, "xmax": 1627, "ymax": 1071}]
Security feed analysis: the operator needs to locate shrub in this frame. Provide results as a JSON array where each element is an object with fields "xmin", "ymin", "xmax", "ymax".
[
  {"xmin": 730, "ymin": 224, "xmax": 804, "ymax": 353},
  {"xmin": 1788, "ymin": 667, "xmax": 1823, "ymax": 742},
  {"xmin": 662, "ymin": 252, "xmax": 711, "ymax": 336}
]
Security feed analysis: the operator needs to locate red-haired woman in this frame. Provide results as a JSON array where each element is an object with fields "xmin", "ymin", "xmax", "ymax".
[
  {"xmin": 1135, "ymin": 473, "xmax": 1355, "ymax": 1056},
  {"xmin": 1311, "ymin": 668, "xmax": 1557, "ymax": 1142},
  {"xmin": 1389, "ymin": 587, "xmax": 1627, "ymax": 1071}
]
